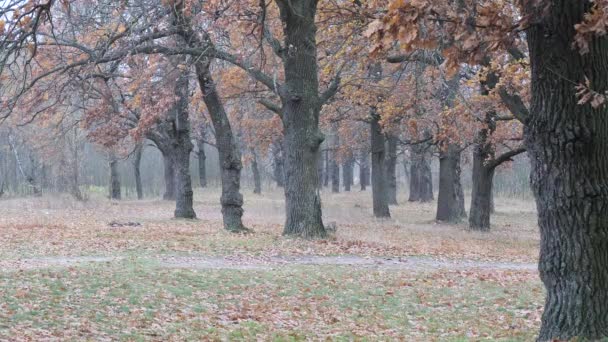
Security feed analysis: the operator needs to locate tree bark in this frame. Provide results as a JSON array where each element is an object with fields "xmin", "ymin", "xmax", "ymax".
[
  {"xmin": 385, "ymin": 134, "xmax": 398, "ymax": 205},
  {"xmin": 408, "ymin": 143, "xmax": 433, "ymax": 202},
  {"xmin": 436, "ymin": 145, "xmax": 466, "ymax": 222},
  {"xmin": 148, "ymin": 67, "xmax": 196, "ymax": 219},
  {"xmin": 371, "ymin": 112, "xmax": 391, "ymax": 218},
  {"xmin": 251, "ymin": 148, "xmax": 262, "ymax": 194},
  {"xmin": 133, "ymin": 144, "xmax": 143, "ymax": 200},
  {"xmin": 109, "ymin": 158, "xmax": 121, "ymax": 200},
  {"xmin": 524, "ymin": 1, "xmax": 608, "ymax": 339},
  {"xmin": 192, "ymin": 57, "xmax": 247, "ymax": 231},
  {"xmin": 170, "ymin": 68, "xmax": 196, "ymax": 219},
  {"xmin": 276, "ymin": 0, "xmax": 326, "ymax": 238},
  {"xmin": 469, "ymin": 67, "xmax": 499, "ymax": 230},
  {"xmin": 468, "ymin": 145, "xmax": 494, "ymax": 231}
]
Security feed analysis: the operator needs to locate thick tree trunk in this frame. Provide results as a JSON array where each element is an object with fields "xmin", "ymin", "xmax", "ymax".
[
  {"xmin": 193, "ymin": 59, "xmax": 247, "ymax": 231},
  {"xmin": 251, "ymin": 149, "xmax": 262, "ymax": 194},
  {"xmin": 133, "ymin": 144, "xmax": 143, "ymax": 200},
  {"xmin": 385, "ymin": 134, "xmax": 398, "ymax": 205},
  {"xmin": 170, "ymin": 69, "xmax": 196, "ymax": 219},
  {"xmin": 276, "ymin": 0, "xmax": 326, "ymax": 238},
  {"xmin": 468, "ymin": 147, "xmax": 494, "ymax": 231},
  {"xmin": 162, "ymin": 153, "xmax": 176, "ymax": 200},
  {"xmin": 436, "ymin": 145, "xmax": 466, "ymax": 222},
  {"xmin": 197, "ymin": 139, "xmax": 207, "ymax": 188},
  {"xmin": 342, "ymin": 157, "xmax": 354, "ymax": 192},
  {"xmin": 109, "ymin": 158, "xmax": 121, "ymax": 200},
  {"xmin": 371, "ymin": 113, "xmax": 391, "ymax": 218},
  {"xmin": 359, "ymin": 150, "xmax": 369, "ymax": 191},
  {"xmin": 524, "ymin": 1, "xmax": 608, "ymax": 339},
  {"xmin": 408, "ymin": 144, "xmax": 433, "ymax": 202},
  {"xmin": 172, "ymin": 141, "xmax": 196, "ymax": 219}
]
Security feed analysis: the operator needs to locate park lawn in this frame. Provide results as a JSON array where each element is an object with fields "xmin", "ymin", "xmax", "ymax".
[{"xmin": 0, "ymin": 257, "xmax": 543, "ymax": 341}]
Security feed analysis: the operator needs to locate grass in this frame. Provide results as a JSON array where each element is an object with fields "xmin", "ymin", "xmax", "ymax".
[
  {"xmin": 0, "ymin": 258, "xmax": 543, "ymax": 341},
  {"xmin": 0, "ymin": 187, "xmax": 544, "ymax": 340}
]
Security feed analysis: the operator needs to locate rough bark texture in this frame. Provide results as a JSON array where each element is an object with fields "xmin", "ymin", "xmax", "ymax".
[
  {"xmin": 371, "ymin": 114, "xmax": 391, "ymax": 218},
  {"xmin": 525, "ymin": 1, "xmax": 608, "ymax": 339},
  {"xmin": 468, "ymin": 145, "xmax": 495, "ymax": 231},
  {"xmin": 408, "ymin": 143, "xmax": 433, "ymax": 202},
  {"xmin": 276, "ymin": 0, "xmax": 326, "ymax": 238},
  {"xmin": 133, "ymin": 144, "xmax": 143, "ymax": 200},
  {"xmin": 436, "ymin": 145, "xmax": 466, "ymax": 222},
  {"xmin": 385, "ymin": 134, "xmax": 398, "ymax": 205},
  {"xmin": 251, "ymin": 149, "xmax": 262, "ymax": 195},
  {"xmin": 162, "ymin": 153, "xmax": 176, "ymax": 200},
  {"xmin": 170, "ymin": 68, "xmax": 196, "ymax": 219},
  {"xmin": 193, "ymin": 57, "xmax": 247, "ymax": 231},
  {"xmin": 469, "ymin": 68, "xmax": 499, "ymax": 230},
  {"xmin": 148, "ymin": 67, "xmax": 196, "ymax": 219},
  {"xmin": 109, "ymin": 158, "xmax": 121, "ymax": 200}
]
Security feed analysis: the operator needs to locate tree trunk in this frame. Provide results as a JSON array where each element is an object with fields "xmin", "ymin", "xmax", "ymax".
[
  {"xmin": 162, "ymin": 153, "xmax": 176, "ymax": 200},
  {"xmin": 524, "ymin": 1, "xmax": 608, "ymax": 339},
  {"xmin": 251, "ymin": 149, "xmax": 262, "ymax": 194},
  {"xmin": 385, "ymin": 134, "xmax": 398, "ymax": 205},
  {"xmin": 109, "ymin": 158, "xmax": 121, "ymax": 200},
  {"xmin": 193, "ymin": 58, "xmax": 247, "ymax": 231},
  {"xmin": 330, "ymin": 155, "xmax": 340, "ymax": 193},
  {"xmin": 359, "ymin": 150, "xmax": 369, "ymax": 191},
  {"xmin": 169, "ymin": 68, "xmax": 196, "ymax": 219},
  {"xmin": 408, "ymin": 143, "xmax": 433, "ymax": 202},
  {"xmin": 468, "ymin": 147, "xmax": 494, "ymax": 231},
  {"xmin": 197, "ymin": 139, "xmax": 208, "ymax": 189},
  {"xmin": 276, "ymin": 0, "xmax": 326, "ymax": 238},
  {"xmin": 436, "ymin": 145, "xmax": 466, "ymax": 222},
  {"xmin": 133, "ymin": 144, "xmax": 143, "ymax": 200},
  {"xmin": 172, "ymin": 140, "xmax": 196, "ymax": 219},
  {"xmin": 371, "ymin": 112, "xmax": 390, "ymax": 218},
  {"xmin": 342, "ymin": 157, "xmax": 354, "ymax": 192}
]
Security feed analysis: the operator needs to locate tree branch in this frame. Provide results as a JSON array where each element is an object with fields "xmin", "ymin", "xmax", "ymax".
[
  {"xmin": 259, "ymin": 98, "xmax": 282, "ymax": 117},
  {"xmin": 488, "ymin": 146, "xmax": 526, "ymax": 170}
]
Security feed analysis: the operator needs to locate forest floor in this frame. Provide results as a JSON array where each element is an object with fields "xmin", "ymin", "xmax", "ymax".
[{"xmin": 0, "ymin": 188, "xmax": 543, "ymax": 341}]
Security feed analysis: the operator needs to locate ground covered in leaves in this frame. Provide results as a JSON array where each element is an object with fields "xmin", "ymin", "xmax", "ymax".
[{"xmin": 0, "ymin": 189, "xmax": 542, "ymax": 341}]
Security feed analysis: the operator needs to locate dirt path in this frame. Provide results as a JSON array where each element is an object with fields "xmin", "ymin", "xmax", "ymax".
[
  {"xmin": 158, "ymin": 255, "xmax": 537, "ymax": 271},
  {"xmin": 1, "ymin": 254, "xmax": 536, "ymax": 272}
]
